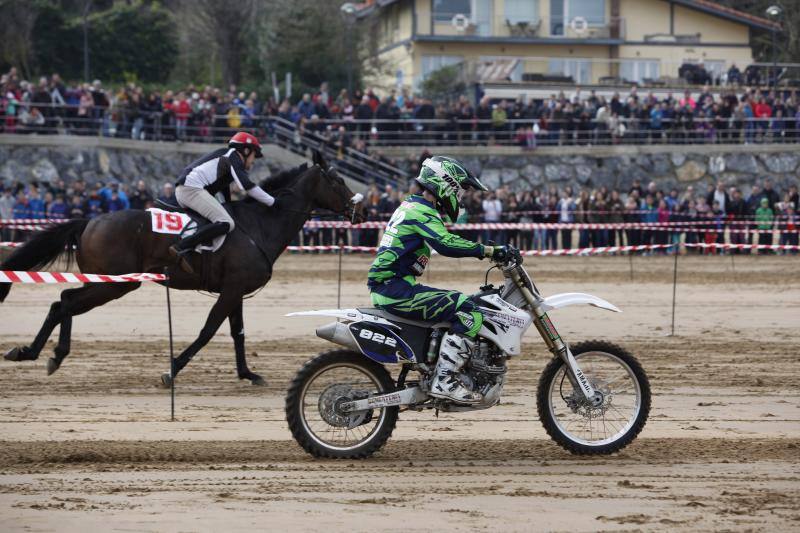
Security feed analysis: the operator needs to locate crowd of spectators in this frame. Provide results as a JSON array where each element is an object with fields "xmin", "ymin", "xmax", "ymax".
[
  {"xmin": 4, "ymin": 67, "xmax": 800, "ymax": 150},
  {"xmin": 307, "ymin": 175, "xmax": 798, "ymax": 254},
  {"xmin": 0, "ymin": 176, "xmax": 177, "ymax": 241},
  {"xmin": 1, "ymin": 172, "xmax": 797, "ymax": 254}
]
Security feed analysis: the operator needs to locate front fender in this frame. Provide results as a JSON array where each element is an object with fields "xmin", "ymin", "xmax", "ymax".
[{"xmin": 540, "ymin": 292, "xmax": 621, "ymax": 313}]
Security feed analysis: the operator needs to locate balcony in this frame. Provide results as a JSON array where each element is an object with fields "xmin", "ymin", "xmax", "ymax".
[{"xmin": 416, "ymin": 13, "xmax": 626, "ymax": 41}]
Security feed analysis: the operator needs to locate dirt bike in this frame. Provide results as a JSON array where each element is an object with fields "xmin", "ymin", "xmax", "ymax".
[{"xmin": 285, "ymin": 247, "xmax": 650, "ymax": 459}]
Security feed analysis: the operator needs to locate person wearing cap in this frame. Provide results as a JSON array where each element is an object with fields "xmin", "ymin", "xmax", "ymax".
[{"xmin": 169, "ymin": 131, "xmax": 275, "ymax": 273}]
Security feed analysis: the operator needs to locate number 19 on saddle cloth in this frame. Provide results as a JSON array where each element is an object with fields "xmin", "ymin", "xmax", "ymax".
[{"xmin": 147, "ymin": 208, "xmax": 226, "ymax": 253}]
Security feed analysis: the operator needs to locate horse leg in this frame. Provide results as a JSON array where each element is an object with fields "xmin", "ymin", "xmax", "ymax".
[
  {"xmin": 229, "ymin": 300, "xmax": 265, "ymax": 386},
  {"xmin": 50, "ymin": 314, "xmax": 73, "ymax": 375},
  {"xmin": 45, "ymin": 283, "xmax": 140, "ymax": 375},
  {"xmin": 162, "ymin": 289, "xmax": 242, "ymax": 387},
  {"xmin": 4, "ymin": 300, "xmax": 65, "ymax": 362}
]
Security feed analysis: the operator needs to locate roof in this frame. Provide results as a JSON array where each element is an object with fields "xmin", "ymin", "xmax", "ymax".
[{"xmin": 667, "ymin": 0, "xmax": 781, "ymax": 31}]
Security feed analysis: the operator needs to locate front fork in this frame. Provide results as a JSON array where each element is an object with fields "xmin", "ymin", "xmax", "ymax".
[{"xmin": 510, "ymin": 270, "xmax": 600, "ymax": 405}]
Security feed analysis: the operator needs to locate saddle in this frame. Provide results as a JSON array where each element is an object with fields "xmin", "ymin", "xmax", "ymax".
[
  {"xmin": 154, "ymin": 199, "xmax": 209, "ymax": 226},
  {"xmin": 150, "ymin": 199, "xmax": 227, "ymax": 253}
]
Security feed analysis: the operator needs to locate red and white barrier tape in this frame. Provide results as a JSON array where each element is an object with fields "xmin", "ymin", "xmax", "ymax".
[
  {"xmin": 285, "ymin": 243, "xmax": 800, "ymax": 255},
  {"xmin": 684, "ymin": 243, "xmax": 800, "ymax": 251},
  {"xmin": 0, "ymin": 271, "xmax": 167, "ymax": 284},
  {"xmin": 3, "ymin": 219, "xmax": 796, "ymax": 234}
]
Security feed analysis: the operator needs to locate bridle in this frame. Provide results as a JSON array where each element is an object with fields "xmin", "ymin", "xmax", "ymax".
[{"xmin": 276, "ymin": 164, "xmax": 365, "ymax": 224}]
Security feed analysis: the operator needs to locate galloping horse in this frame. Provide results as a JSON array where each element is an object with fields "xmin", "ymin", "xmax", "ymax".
[{"xmin": 1, "ymin": 151, "xmax": 364, "ymax": 386}]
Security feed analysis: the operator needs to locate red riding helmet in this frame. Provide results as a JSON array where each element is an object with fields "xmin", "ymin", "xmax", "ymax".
[{"xmin": 229, "ymin": 131, "xmax": 263, "ymax": 158}]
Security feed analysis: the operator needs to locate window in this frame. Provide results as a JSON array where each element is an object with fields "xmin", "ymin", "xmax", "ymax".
[
  {"xmin": 568, "ymin": 0, "xmax": 605, "ymax": 25},
  {"xmin": 550, "ymin": 0, "xmax": 605, "ymax": 33},
  {"xmin": 433, "ymin": 0, "xmax": 471, "ymax": 22},
  {"xmin": 421, "ymin": 55, "xmax": 464, "ymax": 79},
  {"xmin": 548, "ymin": 58, "xmax": 592, "ymax": 84},
  {"xmin": 620, "ymin": 60, "xmax": 660, "ymax": 83},
  {"xmin": 505, "ymin": 0, "xmax": 539, "ymax": 25}
]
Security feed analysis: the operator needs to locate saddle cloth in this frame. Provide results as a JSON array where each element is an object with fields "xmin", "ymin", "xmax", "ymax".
[{"xmin": 146, "ymin": 207, "xmax": 226, "ymax": 253}]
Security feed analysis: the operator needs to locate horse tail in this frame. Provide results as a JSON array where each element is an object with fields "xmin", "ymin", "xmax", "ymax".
[{"xmin": 0, "ymin": 219, "xmax": 88, "ymax": 303}]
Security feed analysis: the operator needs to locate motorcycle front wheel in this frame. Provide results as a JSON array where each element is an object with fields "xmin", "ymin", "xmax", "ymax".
[
  {"xmin": 537, "ymin": 340, "xmax": 651, "ymax": 455},
  {"xmin": 285, "ymin": 350, "xmax": 399, "ymax": 459}
]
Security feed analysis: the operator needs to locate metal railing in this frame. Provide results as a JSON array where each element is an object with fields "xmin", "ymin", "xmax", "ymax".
[
  {"xmin": 418, "ymin": 13, "xmax": 625, "ymax": 40},
  {"xmin": 3, "ymin": 101, "xmax": 800, "ymax": 149}
]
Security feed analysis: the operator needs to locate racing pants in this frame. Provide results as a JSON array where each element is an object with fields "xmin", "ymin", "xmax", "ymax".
[
  {"xmin": 175, "ymin": 185, "xmax": 235, "ymax": 232},
  {"xmin": 369, "ymin": 276, "xmax": 484, "ymax": 338}
]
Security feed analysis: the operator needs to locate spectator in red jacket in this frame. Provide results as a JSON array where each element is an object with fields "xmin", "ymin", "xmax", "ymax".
[{"xmin": 174, "ymin": 91, "xmax": 191, "ymax": 140}]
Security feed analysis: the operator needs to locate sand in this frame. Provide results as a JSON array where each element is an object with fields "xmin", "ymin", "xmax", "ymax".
[{"xmin": 0, "ymin": 254, "xmax": 798, "ymax": 531}]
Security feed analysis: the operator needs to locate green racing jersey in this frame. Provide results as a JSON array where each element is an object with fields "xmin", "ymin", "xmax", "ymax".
[{"xmin": 368, "ymin": 195, "xmax": 486, "ymax": 287}]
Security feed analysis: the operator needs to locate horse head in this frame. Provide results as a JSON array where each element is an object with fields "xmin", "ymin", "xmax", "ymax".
[{"xmin": 308, "ymin": 150, "xmax": 366, "ymax": 223}]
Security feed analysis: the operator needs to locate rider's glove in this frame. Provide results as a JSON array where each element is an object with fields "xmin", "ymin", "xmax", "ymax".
[{"xmin": 490, "ymin": 245, "xmax": 510, "ymax": 263}]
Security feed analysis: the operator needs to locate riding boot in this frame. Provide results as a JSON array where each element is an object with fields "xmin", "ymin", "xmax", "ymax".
[
  {"xmin": 429, "ymin": 332, "xmax": 483, "ymax": 404},
  {"xmin": 169, "ymin": 221, "xmax": 229, "ymax": 274}
]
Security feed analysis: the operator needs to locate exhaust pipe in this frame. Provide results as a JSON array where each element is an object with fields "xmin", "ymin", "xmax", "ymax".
[{"xmin": 316, "ymin": 322, "xmax": 360, "ymax": 352}]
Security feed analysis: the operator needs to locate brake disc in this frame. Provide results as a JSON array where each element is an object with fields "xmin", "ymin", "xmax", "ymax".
[{"xmin": 317, "ymin": 383, "xmax": 373, "ymax": 429}]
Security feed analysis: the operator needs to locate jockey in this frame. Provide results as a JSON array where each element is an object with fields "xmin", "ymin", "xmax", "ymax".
[
  {"xmin": 169, "ymin": 131, "xmax": 276, "ymax": 273},
  {"xmin": 367, "ymin": 156, "xmax": 509, "ymax": 404}
]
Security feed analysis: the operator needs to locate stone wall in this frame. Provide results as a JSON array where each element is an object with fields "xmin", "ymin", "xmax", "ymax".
[
  {"xmin": 386, "ymin": 144, "xmax": 800, "ymax": 193},
  {"xmin": 0, "ymin": 135, "xmax": 305, "ymax": 191},
  {"xmin": 1, "ymin": 135, "xmax": 798, "ymax": 195}
]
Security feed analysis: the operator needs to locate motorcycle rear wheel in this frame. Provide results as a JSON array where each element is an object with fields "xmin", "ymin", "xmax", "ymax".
[
  {"xmin": 285, "ymin": 349, "xmax": 399, "ymax": 459},
  {"xmin": 537, "ymin": 340, "xmax": 650, "ymax": 455}
]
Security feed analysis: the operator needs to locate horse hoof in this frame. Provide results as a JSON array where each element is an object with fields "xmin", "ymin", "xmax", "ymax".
[
  {"xmin": 250, "ymin": 375, "xmax": 268, "ymax": 387},
  {"xmin": 46, "ymin": 358, "xmax": 60, "ymax": 376},
  {"xmin": 4, "ymin": 347, "xmax": 36, "ymax": 362},
  {"xmin": 161, "ymin": 373, "xmax": 173, "ymax": 388}
]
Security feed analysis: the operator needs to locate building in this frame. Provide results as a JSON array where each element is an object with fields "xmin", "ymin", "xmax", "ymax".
[{"xmin": 355, "ymin": 0, "xmax": 780, "ymax": 94}]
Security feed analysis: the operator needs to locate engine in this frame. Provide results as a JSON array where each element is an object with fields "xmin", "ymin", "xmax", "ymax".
[{"xmin": 458, "ymin": 339, "xmax": 508, "ymax": 409}]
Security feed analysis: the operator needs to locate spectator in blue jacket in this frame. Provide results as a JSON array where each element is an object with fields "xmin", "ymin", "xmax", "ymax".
[{"xmin": 99, "ymin": 181, "xmax": 129, "ymax": 209}]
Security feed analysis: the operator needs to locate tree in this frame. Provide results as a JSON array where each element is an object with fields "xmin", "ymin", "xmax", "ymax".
[
  {"xmin": 31, "ymin": 1, "xmax": 178, "ymax": 83},
  {"xmin": 420, "ymin": 64, "xmax": 466, "ymax": 103},
  {"xmin": 0, "ymin": 0, "xmax": 46, "ymax": 78},
  {"xmin": 714, "ymin": 0, "xmax": 800, "ymax": 64},
  {"xmin": 180, "ymin": 0, "xmax": 258, "ymax": 88},
  {"xmin": 247, "ymin": 0, "xmax": 368, "ymax": 96}
]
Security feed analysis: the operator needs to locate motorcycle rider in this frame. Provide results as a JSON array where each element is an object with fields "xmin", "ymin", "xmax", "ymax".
[
  {"xmin": 368, "ymin": 156, "xmax": 509, "ymax": 404},
  {"xmin": 169, "ymin": 131, "xmax": 276, "ymax": 274}
]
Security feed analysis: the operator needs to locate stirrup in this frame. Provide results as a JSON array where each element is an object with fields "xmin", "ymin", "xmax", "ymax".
[{"xmin": 168, "ymin": 244, "xmax": 195, "ymax": 274}]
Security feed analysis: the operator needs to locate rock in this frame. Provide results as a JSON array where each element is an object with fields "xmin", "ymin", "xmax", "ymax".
[
  {"xmin": 30, "ymin": 158, "xmax": 60, "ymax": 184},
  {"xmin": 520, "ymin": 163, "xmax": 543, "ymax": 182},
  {"xmin": 544, "ymin": 163, "xmax": 575, "ymax": 182},
  {"xmin": 500, "ymin": 168, "xmax": 519, "ymax": 184},
  {"xmin": 0, "ymin": 159, "xmax": 28, "ymax": 182},
  {"xmin": 760, "ymin": 153, "xmax": 798, "ymax": 174},
  {"xmin": 575, "ymin": 165, "xmax": 593, "ymax": 184},
  {"xmin": 651, "ymin": 154, "xmax": 672, "ymax": 175},
  {"xmin": 724, "ymin": 153, "xmax": 759, "ymax": 174},
  {"xmin": 97, "ymin": 149, "xmax": 111, "ymax": 175},
  {"xmin": 507, "ymin": 177, "xmax": 532, "ymax": 192},
  {"xmin": 479, "ymin": 169, "xmax": 501, "ymax": 189},
  {"xmin": 708, "ymin": 155, "xmax": 726, "ymax": 175},
  {"xmin": 670, "ymin": 152, "xmax": 686, "ymax": 167},
  {"xmin": 676, "ymin": 160, "xmax": 706, "ymax": 182}
]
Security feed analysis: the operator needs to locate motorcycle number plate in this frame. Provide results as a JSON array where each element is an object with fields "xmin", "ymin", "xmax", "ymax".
[{"xmin": 348, "ymin": 322, "xmax": 415, "ymax": 364}]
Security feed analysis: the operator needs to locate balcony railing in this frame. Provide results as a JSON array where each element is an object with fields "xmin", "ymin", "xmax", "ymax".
[{"xmin": 418, "ymin": 13, "xmax": 625, "ymax": 40}]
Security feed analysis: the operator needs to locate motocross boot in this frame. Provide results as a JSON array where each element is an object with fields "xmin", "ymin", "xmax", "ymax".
[{"xmin": 429, "ymin": 333, "xmax": 483, "ymax": 404}]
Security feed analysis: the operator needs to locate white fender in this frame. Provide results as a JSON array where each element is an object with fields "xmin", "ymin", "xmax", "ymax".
[
  {"xmin": 286, "ymin": 309, "xmax": 395, "ymax": 326},
  {"xmin": 540, "ymin": 292, "xmax": 621, "ymax": 313}
]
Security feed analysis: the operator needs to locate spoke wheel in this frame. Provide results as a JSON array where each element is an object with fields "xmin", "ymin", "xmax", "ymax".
[
  {"xmin": 537, "ymin": 340, "xmax": 650, "ymax": 455},
  {"xmin": 286, "ymin": 350, "xmax": 398, "ymax": 458}
]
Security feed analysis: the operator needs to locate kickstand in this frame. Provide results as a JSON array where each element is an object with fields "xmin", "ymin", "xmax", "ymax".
[{"xmin": 435, "ymin": 408, "xmax": 439, "ymax": 418}]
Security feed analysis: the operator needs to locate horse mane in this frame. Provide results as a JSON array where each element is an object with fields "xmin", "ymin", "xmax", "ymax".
[{"xmin": 259, "ymin": 163, "xmax": 310, "ymax": 193}]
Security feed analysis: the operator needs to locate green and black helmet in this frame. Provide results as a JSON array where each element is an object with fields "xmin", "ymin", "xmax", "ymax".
[{"xmin": 416, "ymin": 156, "xmax": 488, "ymax": 222}]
